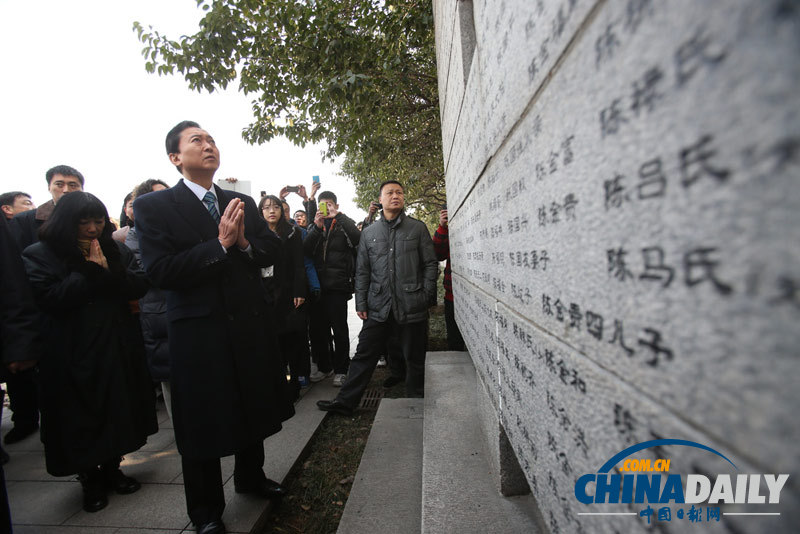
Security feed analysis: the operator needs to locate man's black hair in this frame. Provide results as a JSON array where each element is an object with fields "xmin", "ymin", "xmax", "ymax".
[
  {"xmin": 133, "ymin": 179, "xmax": 170, "ymax": 200},
  {"xmin": 39, "ymin": 192, "xmax": 120, "ymax": 269},
  {"xmin": 379, "ymin": 180, "xmax": 404, "ymax": 195},
  {"xmin": 293, "ymin": 209, "xmax": 307, "ymax": 217},
  {"xmin": 318, "ymin": 191, "xmax": 337, "ymax": 204},
  {"xmin": 0, "ymin": 191, "xmax": 31, "ymax": 208},
  {"xmin": 45, "ymin": 165, "xmax": 85, "ymax": 186},
  {"xmin": 165, "ymin": 121, "xmax": 201, "ymax": 155},
  {"xmin": 119, "ymin": 192, "xmax": 133, "ymax": 228}
]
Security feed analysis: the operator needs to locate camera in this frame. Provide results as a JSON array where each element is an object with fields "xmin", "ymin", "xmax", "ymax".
[{"xmin": 286, "ymin": 186, "xmax": 299, "ymax": 193}]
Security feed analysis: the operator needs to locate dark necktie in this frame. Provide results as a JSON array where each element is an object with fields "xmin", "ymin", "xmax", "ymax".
[{"xmin": 203, "ymin": 191, "xmax": 220, "ymax": 224}]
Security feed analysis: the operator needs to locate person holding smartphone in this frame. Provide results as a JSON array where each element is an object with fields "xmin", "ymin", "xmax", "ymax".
[{"xmin": 303, "ymin": 190, "xmax": 361, "ymax": 387}]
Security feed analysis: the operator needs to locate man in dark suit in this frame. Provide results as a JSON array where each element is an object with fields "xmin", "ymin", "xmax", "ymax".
[
  {"xmin": 134, "ymin": 121, "xmax": 292, "ymax": 534},
  {"xmin": 0, "ymin": 215, "xmax": 41, "ymax": 531}
]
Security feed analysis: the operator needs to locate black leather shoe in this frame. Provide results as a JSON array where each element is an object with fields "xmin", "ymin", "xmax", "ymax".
[
  {"xmin": 4, "ymin": 424, "xmax": 38, "ymax": 444},
  {"xmin": 382, "ymin": 375, "xmax": 405, "ymax": 388},
  {"xmin": 196, "ymin": 519, "xmax": 226, "ymax": 534},
  {"xmin": 234, "ymin": 478, "xmax": 287, "ymax": 499},
  {"xmin": 104, "ymin": 468, "xmax": 141, "ymax": 494},
  {"xmin": 79, "ymin": 471, "xmax": 108, "ymax": 513},
  {"xmin": 316, "ymin": 399, "xmax": 354, "ymax": 416}
]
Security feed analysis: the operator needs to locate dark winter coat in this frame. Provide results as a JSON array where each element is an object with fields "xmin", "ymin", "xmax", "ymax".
[
  {"xmin": 303, "ymin": 212, "xmax": 360, "ymax": 295},
  {"xmin": 0, "ymin": 216, "xmax": 41, "ymax": 376},
  {"xmin": 22, "ymin": 240, "xmax": 158, "ymax": 477},
  {"xmin": 126, "ymin": 227, "xmax": 170, "ymax": 381},
  {"xmin": 11, "ymin": 199, "xmax": 54, "ymax": 250},
  {"xmin": 133, "ymin": 180, "xmax": 293, "ymax": 459},
  {"xmin": 262, "ymin": 225, "xmax": 307, "ymax": 334},
  {"xmin": 356, "ymin": 212, "xmax": 438, "ymax": 324}
]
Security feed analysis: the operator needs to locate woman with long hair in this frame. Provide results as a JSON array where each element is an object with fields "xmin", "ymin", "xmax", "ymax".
[
  {"xmin": 258, "ymin": 194, "xmax": 309, "ymax": 398},
  {"xmin": 21, "ymin": 192, "xmax": 158, "ymax": 513}
]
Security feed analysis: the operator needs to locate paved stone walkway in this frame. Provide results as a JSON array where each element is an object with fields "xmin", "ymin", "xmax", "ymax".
[{"xmin": 2, "ymin": 299, "xmax": 364, "ymax": 533}]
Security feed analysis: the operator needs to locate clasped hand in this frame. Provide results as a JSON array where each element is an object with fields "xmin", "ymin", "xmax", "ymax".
[
  {"xmin": 218, "ymin": 198, "xmax": 248, "ymax": 249},
  {"xmin": 88, "ymin": 239, "xmax": 108, "ymax": 269}
]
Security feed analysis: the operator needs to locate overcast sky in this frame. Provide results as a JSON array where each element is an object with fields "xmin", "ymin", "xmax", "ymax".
[{"xmin": 0, "ymin": 0, "xmax": 365, "ymax": 220}]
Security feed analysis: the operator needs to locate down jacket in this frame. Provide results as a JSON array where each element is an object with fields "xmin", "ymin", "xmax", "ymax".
[
  {"xmin": 303, "ymin": 212, "xmax": 360, "ymax": 294},
  {"xmin": 355, "ymin": 212, "xmax": 438, "ymax": 324},
  {"xmin": 126, "ymin": 227, "xmax": 170, "ymax": 381}
]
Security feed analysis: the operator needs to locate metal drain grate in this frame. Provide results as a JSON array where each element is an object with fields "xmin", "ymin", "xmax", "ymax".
[{"xmin": 359, "ymin": 387, "xmax": 384, "ymax": 410}]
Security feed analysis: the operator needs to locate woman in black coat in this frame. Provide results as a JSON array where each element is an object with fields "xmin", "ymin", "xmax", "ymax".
[
  {"xmin": 259, "ymin": 195, "xmax": 308, "ymax": 399},
  {"xmin": 21, "ymin": 192, "xmax": 158, "ymax": 513}
]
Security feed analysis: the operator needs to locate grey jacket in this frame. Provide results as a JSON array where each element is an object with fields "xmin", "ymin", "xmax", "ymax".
[{"xmin": 356, "ymin": 212, "xmax": 438, "ymax": 324}]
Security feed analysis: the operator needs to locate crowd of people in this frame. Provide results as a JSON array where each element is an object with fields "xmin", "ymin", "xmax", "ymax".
[{"xmin": 0, "ymin": 120, "xmax": 463, "ymax": 534}]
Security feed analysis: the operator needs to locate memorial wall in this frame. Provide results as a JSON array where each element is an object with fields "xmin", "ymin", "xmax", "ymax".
[{"xmin": 433, "ymin": 1, "xmax": 799, "ymax": 532}]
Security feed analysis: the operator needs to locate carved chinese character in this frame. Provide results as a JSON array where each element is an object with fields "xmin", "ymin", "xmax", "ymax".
[
  {"xmin": 586, "ymin": 311, "xmax": 604, "ymax": 340},
  {"xmin": 769, "ymin": 276, "xmax": 800, "ymax": 309},
  {"xmin": 610, "ymin": 319, "xmax": 635, "ymax": 355},
  {"xmin": 561, "ymin": 135, "xmax": 575, "ymax": 166},
  {"xmin": 675, "ymin": 27, "xmax": 726, "ymax": 86},
  {"xmin": 568, "ymin": 303, "xmax": 582, "ymax": 329},
  {"xmin": 599, "ymin": 98, "xmax": 628, "ymax": 137},
  {"xmin": 607, "ymin": 247, "xmax": 634, "ymax": 282},
  {"xmin": 680, "ymin": 134, "xmax": 730, "ymax": 188},
  {"xmin": 595, "ymin": 22, "xmax": 621, "ymax": 67},
  {"xmin": 684, "ymin": 247, "xmax": 733, "ymax": 295},
  {"xmin": 637, "ymin": 158, "xmax": 667, "ymax": 199},
  {"xmin": 631, "ymin": 66, "xmax": 664, "ymax": 116},
  {"xmin": 563, "ymin": 194, "xmax": 579, "ymax": 220},
  {"xmin": 640, "ymin": 246, "xmax": 675, "ymax": 287},
  {"xmin": 542, "ymin": 294, "xmax": 553, "ymax": 315},
  {"xmin": 624, "ymin": 0, "xmax": 655, "ymax": 34},
  {"xmin": 604, "ymin": 174, "xmax": 627, "ymax": 209},
  {"xmin": 638, "ymin": 327, "xmax": 673, "ymax": 366}
]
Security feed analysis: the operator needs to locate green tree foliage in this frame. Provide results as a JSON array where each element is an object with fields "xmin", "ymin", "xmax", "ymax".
[{"xmin": 134, "ymin": 0, "xmax": 444, "ymax": 219}]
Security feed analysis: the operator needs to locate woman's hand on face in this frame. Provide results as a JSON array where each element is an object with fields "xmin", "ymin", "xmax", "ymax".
[{"xmin": 88, "ymin": 239, "xmax": 108, "ymax": 269}]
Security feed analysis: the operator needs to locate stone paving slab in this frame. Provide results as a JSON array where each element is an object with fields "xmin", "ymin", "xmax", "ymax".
[
  {"xmin": 8, "ymin": 480, "xmax": 83, "ymax": 526},
  {"xmin": 63, "ymin": 482, "xmax": 190, "ymax": 531},
  {"xmin": 14, "ymin": 526, "xmax": 118, "ymax": 534},
  {"xmin": 1, "ymin": 300, "xmax": 361, "ymax": 532},
  {"xmin": 422, "ymin": 352, "xmax": 541, "ymax": 534},
  {"xmin": 3, "ymin": 378, "xmax": 340, "ymax": 533},
  {"xmin": 337, "ymin": 398, "xmax": 424, "ymax": 534}
]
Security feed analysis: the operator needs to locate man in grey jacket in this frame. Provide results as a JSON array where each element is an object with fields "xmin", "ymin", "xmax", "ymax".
[{"xmin": 317, "ymin": 180, "xmax": 438, "ymax": 415}]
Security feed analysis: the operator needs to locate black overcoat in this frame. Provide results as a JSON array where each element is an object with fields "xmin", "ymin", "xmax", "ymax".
[
  {"xmin": 22, "ymin": 240, "xmax": 158, "ymax": 477},
  {"xmin": 133, "ymin": 180, "xmax": 292, "ymax": 459}
]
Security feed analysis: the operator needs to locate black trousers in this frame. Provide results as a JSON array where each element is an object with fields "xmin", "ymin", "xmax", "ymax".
[
  {"xmin": 279, "ymin": 304, "xmax": 311, "ymax": 382},
  {"xmin": 181, "ymin": 441, "xmax": 266, "ymax": 525},
  {"xmin": 444, "ymin": 299, "xmax": 465, "ymax": 351},
  {"xmin": 336, "ymin": 313, "xmax": 428, "ymax": 409},
  {"xmin": 308, "ymin": 292, "xmax": 351, "ymax": 374}
]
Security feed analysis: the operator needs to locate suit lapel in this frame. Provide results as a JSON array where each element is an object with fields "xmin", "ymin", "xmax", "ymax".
[{"xmin": 173, "ymin": 179, "xmax": 219, "ymax": 240}]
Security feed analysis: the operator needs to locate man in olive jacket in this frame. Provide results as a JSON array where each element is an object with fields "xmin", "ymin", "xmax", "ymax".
[{"xmin": 317, "ymin": 180, "xmax": 438, "ymax": 415}]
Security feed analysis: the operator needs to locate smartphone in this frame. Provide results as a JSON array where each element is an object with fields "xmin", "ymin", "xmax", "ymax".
[
  {"xmin": 312, "ymin": 175, "xmax": 320, "ymax": 184},
  {"xmin": 319, "ymin": 202, "xmax": 328, "ymax": 217},
  {"xmin": 372, "ymin": 202, "xmax": 383, "ymax": 209},
  {"xmin": 260, "ymin": 190, "xmax": 266, "ymax": 197},
  {"xmin": 287, "ymin": 186, "xmax": 299, "ymax": 193}
]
